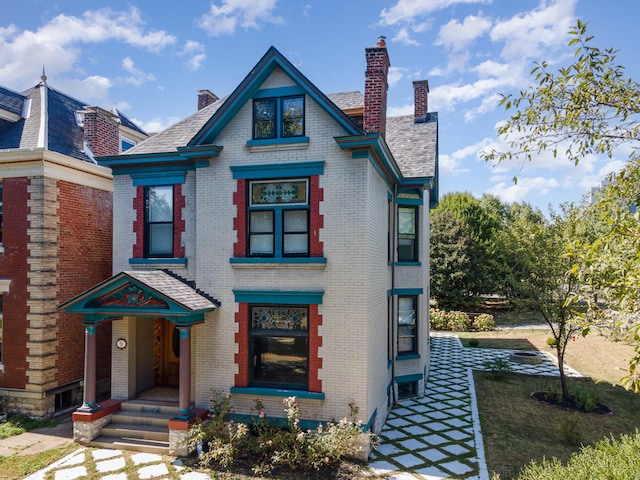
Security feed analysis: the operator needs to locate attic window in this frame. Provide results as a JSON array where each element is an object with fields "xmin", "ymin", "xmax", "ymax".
[{"xmin": 253, "ymin": 96, "xmax": 304, "ymax": 140}]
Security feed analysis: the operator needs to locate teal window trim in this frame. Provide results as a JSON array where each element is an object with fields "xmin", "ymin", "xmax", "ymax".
[
  {"xmin": 253, "ymin": 94, "xmax": 305, "ymax": 141},
  {"xmin": 396, "ymin": 353, "xmax": 421, "ymax": 360},
  {"xmin": 247, "ymin": 137, "xmax": 309, "ymax": 147},
  {"xmin": 388, "ymin": 359, "xmax": 392, "ymax": 369},
  {"xmin": 253, "ymin": 86, "xmax": 305, "ymax": 99},
  {"xmin": 395, "ymin": 261, "xmax": 422, "ymax": 266},
  {"xmin": 230, "ymin": 386, "xmax": 324, "ymax": 401},
  {"xmin": 132, "ymin": 172, "xmax": 186, "ymax": 186},
  {"xmin": 394, "ymin": 288, "xmax": 424, "ymax": 296},
  {"xmin": 231, "ymin": 161, "xmax": 324, "ymax": 179},
  {"xmin": 228, "ymin": 413, "xmax": 325, "ymax": 431},
  {"xmin": 129, "ymin": 258, "xmax": 187, "ymax": 265},
  {"xmin": 230, "ymin": 257, "xmax": 326, "ymax": 265},
  {"xmin": 233, "ymin": 289, "xmax": 324, "ymax": 305},
  {"xmin": 395, "ymin": 373, "xmax": 423, "ymax": 383}
]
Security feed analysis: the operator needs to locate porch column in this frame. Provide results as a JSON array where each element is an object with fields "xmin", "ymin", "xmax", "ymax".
[
  {"xmin": 79, "ymin": 325, "xmax": 99, "ymax": 412},
  {"xmin": 176, "ymin": 326, "xmax": 194, "ymax": 419}
]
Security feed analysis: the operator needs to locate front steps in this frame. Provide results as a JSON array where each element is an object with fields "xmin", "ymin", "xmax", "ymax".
[{"xmin": 90, "ymin": 399, "xmax": 180, "ymax": 455}]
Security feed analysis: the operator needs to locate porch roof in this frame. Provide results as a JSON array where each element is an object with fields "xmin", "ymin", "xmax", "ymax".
[{"xmin": 60, "ymin": 270, "xmax": 219, "ymax": 326}]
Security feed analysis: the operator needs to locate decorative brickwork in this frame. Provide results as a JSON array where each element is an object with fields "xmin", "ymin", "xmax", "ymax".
[
  {"xmin": 413, "ymin": 80, "xmax": 429, "ymax": 119},
  {"xmin": 309, "ymin": 176, "xmax": 324, "ymax": 257},
  {"xmin": 174, "ymin": 184, "xmax": 186, "ymax": 258},
  {"xmin": 364, "ymin": 46, "xmax": 390, "ymax": 138},
  {"xmin": 308, "ymin": 304, "xmax": 322, "ymax": 392},
  {"xmin": 232, "ymin": 179, "xmax": 247, "ymax": 258},
  {"xmin": 133, "ymin": 186, "xmax": 144, "ymax": 258}
]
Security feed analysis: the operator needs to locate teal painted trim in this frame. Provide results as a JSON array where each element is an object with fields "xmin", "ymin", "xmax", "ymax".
[
  {"xmin": 230, "ymin": 386, "xmax": 325, "ymax": 400},
  {"xmin": 396, "ymin": 353, "xmax": 421, "ymax": 361},
  {"xmin": 99, "ymin": 152, "xmax": 184, "ymax": 166},
  {"xmin": 395, "ymin": 261, "xmax": 422, "ymax": 267},
  {"xmin": 178, "ymin": 327, "xmax": 191, "ymax": 339},
  {"xmin": 233, "ymin": 290, "xmax": 324, "ymax": 305},
  {"xmin": 350, "ymin": 148, "xmax": 393, "ymax": 191},
  {"xmin": 230, "ymin": 160, "xmax": 324, "ymax": 179},
  {"xmin": 253, "ymin": 86, "xmax": 305, "ymax": 99},
  {"xmin": 388, "ymin": 359, "xmax": 392, "ymax": 369},
  {"xmin": 395, "ymin": 373, "xmax": 423, "ymax": 383},
  {"xmin": 387, "ymin": 261, "xmax": 394, "ymax": 267},
  {"xmin": 396, "ymin": 197, "xmax": 423, "ymax": 206},
  {"xmin": 228, "ymin": 413, "xmax": 323, "ymax": 431},
  {"xmin": 394, "ymin": 288, "xmax": 424, "ymax": 295},
  {"xmin": 387, "ymin": 289, "xmax": 392, "ymax": 297},
  {"xmin": 176, "ymin": 144, "xmax": 223, "ymax": 159},
  {"xmin": 362, "ymin": 409, "xmax": 377, "ymax": 432},
  {"xmin": 230, "ymin": 257, "xmax": 326, "ymax": 265},
  {"xmin": 246, "ymin": 136, "xmax": 309, "ymax": 147},
  {"xmin": 387, "ymin": 191, "xmax": 393, "ymax": 201},
  {"xmin": 129, "ymin": 258, "xmax": 187, "ymax": 265},
  {"xmin": 85, "ymin": 326, "xmax": 97, "ymax": 335},
  {"xmin": 131, "ymin": 172, "xmax": 186, "ymax": 186}
]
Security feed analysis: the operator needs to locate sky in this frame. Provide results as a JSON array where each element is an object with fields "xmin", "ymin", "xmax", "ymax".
[{"xmin": 2, "ymin": 0, "xmax": 638, "ymax": 213}]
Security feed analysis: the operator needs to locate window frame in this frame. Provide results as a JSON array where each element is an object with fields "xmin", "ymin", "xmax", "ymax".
[
  {"xmin": 397, "ymin": 205, "xmax": 418, "ymax": 262},
  {"xmin": 248, "ymin": 304, "xmax": 310, "ymax": 390},
  {"xmin": 0, "ymin": 182, "xmax": 3, "ymax": 246},
  {"xmin": 144, "ymin": 185, "xmax": 174, "ymax": 258},
  {"xmin": 252, "ymin": 95, "xmax": 305, "ymax": 140},
  {"xmin": 397, "ymin": 295, "xmax": 418, "ymax": 355},
  {"xmin": 247, "ymin": 179, "xmax": 310, "ymax": 258}
]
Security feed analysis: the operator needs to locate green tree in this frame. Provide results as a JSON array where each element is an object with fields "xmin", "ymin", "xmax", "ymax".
[{"xmin": 481, "ymin": 20, "xmax": 640, "ymax": 391}]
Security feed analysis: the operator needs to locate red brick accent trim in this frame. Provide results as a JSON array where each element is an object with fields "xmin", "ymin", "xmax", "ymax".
[
  {"xmin": 234, "ymin": 303, "xmax": 249, "ymax": 387},
  {"xmin": 309, "ymin": 176, "xmax": 324, "ymax": 257},
  {"xmin": 72, "ymin": 399, "xmax": 122, "ymax": 422},
  {"xmin": 308, "ymin": 304, "xmax": 323, "ymax": 392},
  {"xmin": 133, "ymin": 186, "xmax": 144, "ymax": 258},
  {"xmin": 233, "ymin": 179, "xmax": 247, "ymax": 257},
  {"xmin": 174, "ymin": 184, "xmax": 185, "ymax": 258},
  {"xmin": 168, "ymin": 409, "xmax": 209, "ymax": 430}
]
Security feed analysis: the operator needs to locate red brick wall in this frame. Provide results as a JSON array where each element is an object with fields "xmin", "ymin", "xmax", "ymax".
[
  {"xmin": 232, "ymin": 179, "xmax": 247, "ymax": 258},
  {"xmin": 413, "ymin": 80, "xmax": 429, "ymax": 119},
  {"xmin": 309, "ymin": 176, "xmax": 324, "ymax": 258},
  {"xmin": 57, "ymin": 180, "xmax": 113, "ymax": 387},
  {"xmin": 0, "ymin": 178, "xmax": 30, "ymax": 388},
  {"xmin": 83, "ymin": 111, "xmax": 120, "ymax": 157},
  {"xmin": 133, "ymin": 186, "xmax": 144, "ymax": 258},
  {"xmin": 308, "ymin": 304, "xmax": 322, "ymax": 392},
  {"xmin": 364, "ymin": 46, "xmax": 390, "ymax": 138}
]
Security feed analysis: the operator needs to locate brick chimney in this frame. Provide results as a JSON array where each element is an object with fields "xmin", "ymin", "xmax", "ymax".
[
  {"xmin": 413, "ymin": 80, "xmax": 429, "ymax": 120},
  {"xmin": 198, "ymin": 89, "xmax": 219, "ymax": 111},
  {"xmin": 363, "ymin": 36, "xmax": 390, "ymax": 138},
  {"xmin": 82, "ymin": 107, "xmax": 120, "ymax": 157}
]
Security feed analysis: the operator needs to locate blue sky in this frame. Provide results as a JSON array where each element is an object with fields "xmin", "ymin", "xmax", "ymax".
[{"xmin": 2, "ymin": 0, "xmax": 638, "ymax": 212}]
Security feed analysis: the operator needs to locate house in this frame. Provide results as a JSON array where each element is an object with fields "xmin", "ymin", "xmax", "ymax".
[
  {"xmin": 0, "ymin": 73, "xmax": 147, "ymax": 417},
  {"xmin": 62, "ymin": 41, "xmax": 438, "ymax": 455}
]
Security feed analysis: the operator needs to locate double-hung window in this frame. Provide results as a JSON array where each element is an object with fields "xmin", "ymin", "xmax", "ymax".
[
  {"xmin": 249, "ymin": 305, "xmax": 309, "ymax": 389},
  {"xmin": 144, "ymin": 185, "xmax": 174, "ymax": 257},
  {"xmin": 0, "ymin": 183, "xmax": 3, "ymax": 245},
  {"xmin": 398, "ymin": 206, "xmax": 418, "ymax": 262},
  {"xmin": 398, "ymin": 296, "xmax": 417, "ymax": 354},
  {"xmin": 248, "ymin": 179, "xmax": 309, "ymax": 257},
  {"xmin": 253, "ymin": 96, "xmax": 305, "ymax": 140}
]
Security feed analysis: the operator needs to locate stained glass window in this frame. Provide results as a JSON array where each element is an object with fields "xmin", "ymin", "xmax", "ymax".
[{"xmin": 250, "ymin": 180, "xmax": 308, "ymax": 206}]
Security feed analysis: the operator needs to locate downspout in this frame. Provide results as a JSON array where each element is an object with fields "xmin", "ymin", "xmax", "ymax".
[{"xmin": 390, "ymin": 183, "xmax": 398, "ymax": 405}]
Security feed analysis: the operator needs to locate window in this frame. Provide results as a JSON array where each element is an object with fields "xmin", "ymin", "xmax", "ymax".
[
  {"xmin": 398, "ymin": 381, "xmax": 417, "ymax": 399},
  {"xmin": 145, "ymin": 185, "xmax": 173, "ymax": 257},
  {"xmin": 253, "ymin": 96, "xmax": 304, "ymax": 140},
  {"xmin": 398, "ymin": 296, "xmax": 417, "ymax": 354},
  {"xmin": 249, "ymin": 305, "xmax": 308, "ymax": 389},
  {"xmin": 0, "ymin": 182, "xmax": 3, "ymax": 245},
  {"xmin": 248, "ymin": 179, "xmax": 309, "ymax": 257},
  {"xmin": 0, "ymin": 293, "xmax": 3, "ymax": 363},
  {"xmin": 398, "ymin": 206, "xmax": 418, "ymax": 262},
  {"xmin": 121, "ymin": 136, "xmax": 136, "ymax": 152}
]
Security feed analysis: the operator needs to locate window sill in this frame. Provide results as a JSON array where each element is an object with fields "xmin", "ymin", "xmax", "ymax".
[
  {"xmin": 230, "ymin": 257, "xmax": 326, "ymax": 270},
  {"xmin": 129, "ymin": 258, "xmax": 187, "ymax": 269},
  {"xmin": 230, "ymin": 386, "xmax": 324, "ymax": 401},
  {"xmin": 246, "ymin": 137, "xmax": 309, "ymax": 152},
  {"xmin": 395, "ymin": 261, "xmax": 422, "ymax": 266},
  {"xmin": 396, "ymin": 353, "xmax": 420, "ymax": 361}
]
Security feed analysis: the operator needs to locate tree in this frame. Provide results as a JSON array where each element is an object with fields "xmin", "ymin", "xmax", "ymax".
[{"xmin": 481, "ymin": 20, "xmax": 640, "ymax": 391}]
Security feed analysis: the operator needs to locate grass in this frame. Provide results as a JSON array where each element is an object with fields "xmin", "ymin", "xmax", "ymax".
[
  {"xmin": 0, "ymin": 414, "xmax": 56, "ymax": 439},
  {"xmin": 0, "ymin": 442, "xmax": 76, "ymax": 479}
]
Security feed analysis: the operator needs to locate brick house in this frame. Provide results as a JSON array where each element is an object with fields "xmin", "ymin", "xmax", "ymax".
[
  {"xmin": 0, "ymin": 74, "xmax": 147, "ymax": 417},
  {"xmin": 62, "ymin": 42, "xmax": 438, "ymax": 454}
]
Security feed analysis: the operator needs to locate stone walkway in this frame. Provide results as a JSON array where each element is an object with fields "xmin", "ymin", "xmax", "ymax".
[
  {"xmin": 368, "ymin": 333, "xmax": 581, "ymax": 479},
  {"xmin": 25, "ymin": 333, "xmax": 580, "ymax": 479}
]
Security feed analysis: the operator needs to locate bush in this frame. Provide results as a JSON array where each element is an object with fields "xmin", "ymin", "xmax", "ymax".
[
  {"xmin": 430, "ymin": 308, "xmax": 449, "ymax": 330},
  {"xmin": 447, "ymin": 311, "xmax": 471, "ymax": 331},
  {"xmin": 546, "ymin": 336, "xmax": 558, "ymax": 347},
  {"xmin": 429, "ymin": 309, "xmax": 494, "ymax": 332},
  {"xmin": 473, "ymin": 313, "xmax": 495, "ymax": 331},
  {"xmin": 514, "ymin": 431, "xmax": 640, "ymax": 479}
]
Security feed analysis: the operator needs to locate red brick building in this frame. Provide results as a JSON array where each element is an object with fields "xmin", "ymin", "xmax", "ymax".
[{"xmin": 0, "ymin": 74, "xmax": 147, "ymax": 417}]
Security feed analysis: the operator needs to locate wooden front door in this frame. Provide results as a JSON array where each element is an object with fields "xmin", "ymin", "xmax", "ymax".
[{"xmin": 154, "ymin": 318, "xmax": 180, "ymax": 387}]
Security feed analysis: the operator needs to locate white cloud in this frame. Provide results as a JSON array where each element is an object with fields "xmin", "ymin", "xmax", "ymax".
[
  {"xmin": 0, "ymin": 7, "xmax": 175, "ymax": 90},
  {"xmin": 181, "ymin": 40, "xmax": 207, "ymax": 71},
  {"xmin": 392, "ymin": 26, "xmax": 421, "ymax": 46},
  {"xmin": 388, "ymin": 66, "xmax": 407, "ymax": 88},
  {"xmin": 121, "ymin": 57, "xmax": 156, "ymax": 86},
  {"xmin": 380, "ymin": 0, "xmax": 491, "ymax": 26},
  {"xmin": 439, "ymin": 139, "xmax": 491, "ymax": 175},
  {"xmin": 487, "ymin": 176, "xmax": 560, "ymax": 204},
  {"xmin": 197, "ymin": 0, "xmax": 283, "ymax": 37},
  {"xmin": 436, "ymin": 14, "xmax": 492, "ymax": 52},
  {"xmin": 135, "ymin": 116, "xmax": 183, "ymax": 134},
  {"xmin": 463, "ymin": 93, "xmax": 501, "ymax": 121},
  {"xmin": 55, "ymin": 76, "xmax": 112, "ymax": 104}
]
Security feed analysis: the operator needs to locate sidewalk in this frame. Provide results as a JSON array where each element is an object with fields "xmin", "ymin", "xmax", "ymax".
[{"xmin": 12, "ymin": 333, "xmax": 578, "ymax": 479}]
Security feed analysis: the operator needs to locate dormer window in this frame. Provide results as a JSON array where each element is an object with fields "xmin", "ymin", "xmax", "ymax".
[{"xmin": 253, "ymin": 96, "xmax": 304, "ymax": 140}]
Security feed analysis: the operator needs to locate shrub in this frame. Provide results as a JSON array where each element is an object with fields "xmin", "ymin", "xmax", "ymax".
[
  {"xmin": 430, "ymin": 308, "xmax": 449, "ymax": 330},
  {"xmin": 447, "ymin": 311, "xmax": 472, "ymax": 331},
  {"xmin": 473, "ymin": 313, "xmax": 495, "ymax": 331},
  {"xmin": 557, "ymin": 416, "xmax": 582, "ymax": 446},
  {"xmin": 515, "ymin": 431, "xmax": 640, "ymax": 480},
  {"xmin": 571, "ymin": 383, "xmax": 600, "ymax": 413},
  {"xmin": 546, "ymin": 337, "xmax": 558, "ymax": 347},
  {"xmin": 483, "ymin": 357, "xmax": 512, "ymax": 380},
  {"xmin": 468, "ymin": 338, "xmax": 480, "ymax": 347}
]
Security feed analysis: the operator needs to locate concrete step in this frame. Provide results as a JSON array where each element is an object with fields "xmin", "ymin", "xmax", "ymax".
[
  {"xmin": 111, "ymin": 410, "xmax": 172, "ymax": 428},
  {"xmin": 120, "ymin": 399, "xmax": 180, "ymax": 416},
  {"xmin": 102, "ymin": 422, "xmax": 169, "ymax": 442},
  {"xmin": 90, "ymin": 435, "xmax": 170, "ymax": 455}
]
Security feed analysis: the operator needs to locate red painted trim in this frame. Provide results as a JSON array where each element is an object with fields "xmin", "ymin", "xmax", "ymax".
[
  {"xmin": 132, "ymin": 186, "xmax": 144, "ymax": 258},
  {"xmin": 234, "ymin": 303, "xmax": 249, "ymax": 387},
  {"xmin": 168, "ymin": 408, "xmax": 209, "ymax": 431},
  {"xmin": 174, "ymin": 184, "xmax": 185, "ymax": 258},
  {"xmin": 233, "ymin": 179, "xmax": 247, "ymax": 257},
  {"xmin": 309, "ymin": 175, "xmax": 324, "ymax": 257},
  {"xmin": 72, "ymin": 399, "xmax": 122, "ymax": 422},
  {"xmin": 308, "ymin": 304, "xmax": 323, "ymax": 392}
]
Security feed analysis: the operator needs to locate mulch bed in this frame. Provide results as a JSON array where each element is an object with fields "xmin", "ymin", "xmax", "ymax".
[{"xmin": 530, "ymin": 391, "xmax": 613, "ymax": 415}]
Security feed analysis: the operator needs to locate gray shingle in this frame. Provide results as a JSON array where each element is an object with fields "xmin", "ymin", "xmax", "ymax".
[
  {"xmin": 386, "ymin": 114, "xmax": 438, "ymax": 179},
  {"xmin": 0, "ymin": 86, "xmax": 26, "ymax": 116}
]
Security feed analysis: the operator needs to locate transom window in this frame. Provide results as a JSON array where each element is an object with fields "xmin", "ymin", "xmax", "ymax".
[
  {"xmin": 398, "ymin": 296, "xmax": 417, "ymax": 354},
  {"xmin": 249, "ymin": 305, "xmax": 309, "ymax": 389},
  {"xmin": 253, "ymin": 96, "xmax": 305, "ymax": 140},
  {"xmin": 144, "ymin": 185, "xmax": 174, "ymax": 257},
  {"xmin": 398, "ymin": 206, "xmax": 418, "ymax": 262},
  {"xmin": 248, "ymin": 179, "xmax": 309, "ymax": 257}
]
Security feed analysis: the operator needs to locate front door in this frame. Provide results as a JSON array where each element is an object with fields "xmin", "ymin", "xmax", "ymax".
[{"xmin": 154, "ymin": 318, "xmax": 180, "ymax": 387}]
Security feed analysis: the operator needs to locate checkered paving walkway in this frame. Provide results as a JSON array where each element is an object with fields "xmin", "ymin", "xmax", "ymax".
[{"xmin": 368, "ymin": 333, "xmax": 581, "ymax": 479}]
